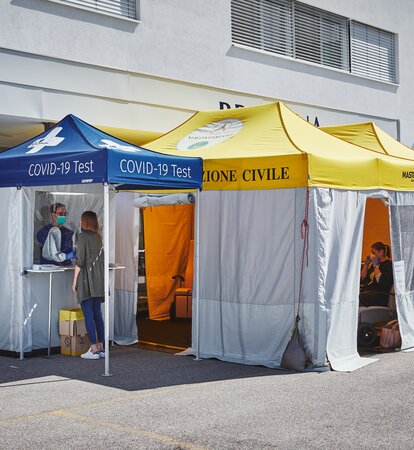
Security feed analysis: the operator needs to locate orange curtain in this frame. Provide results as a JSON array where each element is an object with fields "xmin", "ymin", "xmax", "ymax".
[
  {"xmin": 143, "ymin": 204, "xmax": 194, "ymax": 320},
  {"xmin": 362, "ymin": 198, "xmax": 391, "ymax": 259}
]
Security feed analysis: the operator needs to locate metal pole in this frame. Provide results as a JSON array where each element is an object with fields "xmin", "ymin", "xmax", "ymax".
[
  {"xmin": 47, "ymin": 272, "xmax": 53, "ymax": 358},
  {"xmin": 103, "ymin": 183, "xmax": 112, "ymax": 376},
  {"xmin": 18, "ymin": 187, "xmax": 24, "ymax": 360},
  {"xmin": 195, "ymin": 189, "xmax": 201, "ymax": 361}
]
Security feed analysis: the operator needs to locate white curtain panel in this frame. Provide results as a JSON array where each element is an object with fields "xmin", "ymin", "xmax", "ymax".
[
  {"xmin": 0, "ymin": 188, "xmax": 24, "ymax": 351},
  {"xmin": 312, "ymin": 188, "xmax": 377, "ymax": 371},
  {"xmin": 114, "ymin": 192, "xmax": 139, "ymax": 345},
  {"xmin": 388, "ymin": 191, "xmax": 414, "ymax": 351}
]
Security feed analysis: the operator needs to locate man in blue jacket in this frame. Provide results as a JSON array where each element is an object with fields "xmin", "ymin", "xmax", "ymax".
[{"xmin": 37, "ymin": 202, "xmax": 74, "ymax": 265}]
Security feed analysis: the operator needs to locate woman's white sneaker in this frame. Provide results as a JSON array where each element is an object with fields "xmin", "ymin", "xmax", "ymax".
[
  {"xmin": 98, "ymin": 350, "xmax": 106, "ymax": 358},
  {"xmin": 80, "ymin": 348, "xmax": 100, "ymax": 360}
]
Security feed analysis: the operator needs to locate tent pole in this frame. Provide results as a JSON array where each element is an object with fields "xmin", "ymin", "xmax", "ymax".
[
  {"xmin": 103, "ymin": 183, "xmax": 112, "ymax": 376},
  {"xmin": 195, "ymin": 189, "xmax": 201, "ymax": 361},
  {"xmin": 18, "ymin": 187, "xmax": 24, "ymax": 360}
]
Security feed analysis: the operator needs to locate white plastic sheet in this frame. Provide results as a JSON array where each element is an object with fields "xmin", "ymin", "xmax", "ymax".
[{"xmin": 133, "ymin": 193, "xmax": 195, "ymax": 208}]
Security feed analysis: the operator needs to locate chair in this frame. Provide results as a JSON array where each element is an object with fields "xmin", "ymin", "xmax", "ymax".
[
  {"xmin": 170, "ymin": 240, "xmax": 194, "ymax": 320},
  {"xmin": 357, "ymin": 286, "xmax": 396, "ymax": 347},
  {"xmin": 359, "ymin": 286, "xmax": 396, "ymax": 324}
]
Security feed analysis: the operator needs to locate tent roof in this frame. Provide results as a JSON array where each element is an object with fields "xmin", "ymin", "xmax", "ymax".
[
  {"xmin": 147, "ymin": 102, "xmax": 371, "ymax": 159},
  {"xmin": 146, "ymin": 102, "xmax": 414, "ymax": 191},
  {"xmin": 97, "ymin": 126, "xmax": 162, "ymax": 147},
  {"xmin": 0, "ymin": 114, "xmax": 202, "ymax": 190},
  {"xmin": 321, "ymin": 122, "xmax": 414, "ymax": 159}
]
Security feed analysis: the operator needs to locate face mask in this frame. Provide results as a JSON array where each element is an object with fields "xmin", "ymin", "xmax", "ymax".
[{"xmin": 57, "ymin": 216, "xmax": 66, "ymax": 225}]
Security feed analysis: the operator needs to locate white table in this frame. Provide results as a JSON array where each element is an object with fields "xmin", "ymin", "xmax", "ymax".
[
  {"xmin": 25, "ymin": 264, "xmax": 125, "ymax": 358},
  {"xmin": 25, "ymin": 267, "xmax": 65, "ymax": 358}
]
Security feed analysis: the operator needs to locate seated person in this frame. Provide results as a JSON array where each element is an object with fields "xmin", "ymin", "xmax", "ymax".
[
  {"xmin": 359, "ymin": 241, "xmax": 393, "ymax": 307},
  {"xmin": 37, "ymin": 202, "xmax": 74, "ymax": 266}
]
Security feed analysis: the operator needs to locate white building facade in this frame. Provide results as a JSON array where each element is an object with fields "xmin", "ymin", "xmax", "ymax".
[{"xmin": 0, "ymin": 0, "xmax": 413, "ymax": 149}]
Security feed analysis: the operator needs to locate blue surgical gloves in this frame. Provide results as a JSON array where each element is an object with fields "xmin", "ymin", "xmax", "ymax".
[
  {"xmin": 372, "ymin": 256, "xmax": 379, "ymax": 267},
  {"xmin": 365, "ymin": 255, "xmax": 371, "ymax": 266},
  {"xmin": 65, "ymin": 251, "xmax": 76, "ymax": 260}
]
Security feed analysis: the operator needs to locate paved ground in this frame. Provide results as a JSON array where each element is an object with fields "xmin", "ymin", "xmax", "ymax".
[{"xmin": 1, "ymin": 345, "xmax": 413, "ymax": 449}]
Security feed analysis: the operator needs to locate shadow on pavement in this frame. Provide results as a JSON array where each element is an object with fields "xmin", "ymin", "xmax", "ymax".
[{"xmin": 0, "ymin": 345, "xmax": 299, "ymax": 391}]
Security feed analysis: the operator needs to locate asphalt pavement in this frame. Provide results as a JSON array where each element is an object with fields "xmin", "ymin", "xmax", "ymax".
[{"xmin": 1, "ymin": 345, "xmax": 413, "ymax": 449}]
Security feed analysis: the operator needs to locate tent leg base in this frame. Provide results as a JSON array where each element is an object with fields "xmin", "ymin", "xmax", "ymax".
[
  {"xmin": 194, "ymin": 357, "xmax": 202, "ymax": 361},
  {"xmin": 102, "ymin": 372, "xmax": 113, "ymax": 377}
]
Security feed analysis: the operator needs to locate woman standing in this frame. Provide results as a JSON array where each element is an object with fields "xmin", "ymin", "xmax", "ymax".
[{"xmin": 72, "ymin": 211, "xmax": 105, "ymax": 360}]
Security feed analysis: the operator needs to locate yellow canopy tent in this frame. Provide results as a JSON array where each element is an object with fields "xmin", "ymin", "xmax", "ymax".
[
  {"xmin": 321, "ymin": 122, "xmax": 414, "ymax": 159},
  {"xmin": 321, "ymin": 122, "xmax": 414, "ymax": 258},
  {"xmin": 97, "ymin": 126, "xmax": 162, "ymax": 147},
  {"xmin": 140, "ymin": 102, "xmax": 414, "ymax": 371},
  {"xmin": 147, "ymin": 102, "xmax": 414, "ymax": 191}
]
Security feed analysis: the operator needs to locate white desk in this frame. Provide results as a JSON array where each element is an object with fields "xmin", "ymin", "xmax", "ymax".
[{"xmin": 26, "ymin": 267, "xmax": 65, "ymax": 357}]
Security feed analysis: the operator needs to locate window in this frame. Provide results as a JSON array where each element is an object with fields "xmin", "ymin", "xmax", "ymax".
[
  {"xmin": 231, "ymin": 0, "xmax": 397, "ymax": 83},
  {"xmin": 60, "ymin": 0, "xmax": 136, "ymax": 19},
  {"xmin": 351, "ymin": 22, "xmax": 397, "ymax": 83},
  {"xmin": 294, "ymin": 2, "xmax": 349, "ymax": 70},
  {"xmin": 231, "ymin": 0, "xmax": 293, "ymax": 57}
]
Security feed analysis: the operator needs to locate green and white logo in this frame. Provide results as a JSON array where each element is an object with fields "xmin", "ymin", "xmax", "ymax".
[{"xmin": 176, "ymin": 119, "xmax": 243, "ymax": 150}]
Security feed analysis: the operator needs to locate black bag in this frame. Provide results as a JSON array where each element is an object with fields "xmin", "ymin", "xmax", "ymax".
[{"xmin": 280, "ymin": 315, "xmax": 306, "ymax": 371}]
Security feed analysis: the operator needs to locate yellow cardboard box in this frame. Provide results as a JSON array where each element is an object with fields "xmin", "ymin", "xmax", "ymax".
[
  {"xmin": 59, "ymin": 308, "xmax": 87, "ymax": 336},
  {"xmin": 59, "ymin": 308, "xmax": 89, "ymax": 356}
]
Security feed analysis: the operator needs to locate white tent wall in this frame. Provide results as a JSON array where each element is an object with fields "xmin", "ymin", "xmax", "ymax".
[
  {"xmin": 194, "ymin": 189, "xmax": 300, "ymax": 367},
  {"xmin": 388, "ymin": 191, "xmax": 414, "ymax": 351},
  {"xmin": 0, "ymin": 184, "xmax": 117, "ymax": 353},
  {"xmin": 193, "ymin": 187, "xmax": 411, "ymax": 371},
  {"xmin": 0, "ymin": 188, "xmax": 23, "ymax": 351},
  {"xmin": 312, "ymin": 189, "xmax": 375, "ymax": 371},
  {"xmin": 113, "ymin": 192, "xmax": 139, "ymax": 345},
  {"xmin": 298, "ymin": 188, "xmax": 327, "ymax": 367}
]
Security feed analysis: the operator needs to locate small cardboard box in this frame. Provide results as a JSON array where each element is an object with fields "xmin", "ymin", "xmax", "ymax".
[
  {"xmin": 59, "ymin": 308, "xmax": 87, "ymax": 337},
  {"xmin": 59, "ymin": 308, "xmax": 89, "ymax": 356},
  {"xmin": 60, "ymin": 335, "xmax": 90, "ymax": 356}
]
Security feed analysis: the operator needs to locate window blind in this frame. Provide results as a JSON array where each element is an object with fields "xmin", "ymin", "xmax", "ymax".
[
  {"xmin": 351, "ymin": 21, "xmax": 396, "ymax": 83},
  {"xmin": 231, "ymin": 0, "xmax": 397, "ymax": 83},
  {"xmin": 62, "ymin": 0, "xmax": 136, "ymax": 19},
  {"xmin": 294, "ymin": 2, "xmax": 349, "ymax": 70},
  {"xmin": 231, "ymin": 0, "xmax": 293, "ymax": 57}
]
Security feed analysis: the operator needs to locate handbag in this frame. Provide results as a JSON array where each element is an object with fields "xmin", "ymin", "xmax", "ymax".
[{"xmin": 380, "ymin": 319, "xmax": 401, "ymax": 348}]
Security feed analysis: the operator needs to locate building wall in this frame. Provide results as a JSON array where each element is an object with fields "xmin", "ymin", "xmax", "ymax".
[{"xmin": 0, "ymin": 0, "xmax": 413, "ymax": 147}]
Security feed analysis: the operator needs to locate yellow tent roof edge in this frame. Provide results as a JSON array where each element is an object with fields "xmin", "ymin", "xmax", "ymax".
[
  {"xmin": 371, "ymin": 122, "xmax": 414, "ymax": 154},
  {"xmin": 370, "ymin": 123, "xmax": 390, "ymax": 156},
  {"xmin": 277, "ymin": 103, "xmax": 307, "ymax": 155},
  {"xmin": 322, "ymin": 121, "xmax": 414, "ymax": 162}
]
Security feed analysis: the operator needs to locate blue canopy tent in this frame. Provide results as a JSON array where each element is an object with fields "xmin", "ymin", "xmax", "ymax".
[
  {"xmin": 0, "ymin": 114, "xmax": 203, "ymax": 375},
  {"xmin": 0, "ymin": 114, "xmax": 202, "ymax": 189}
]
